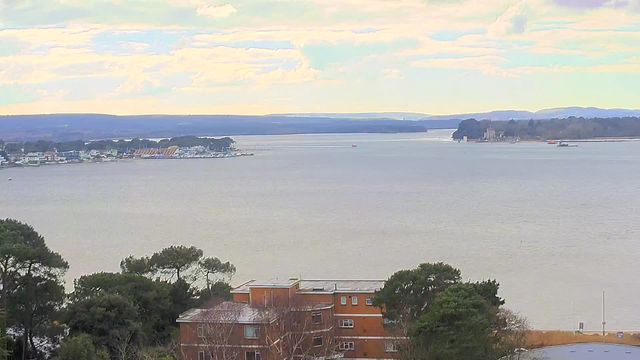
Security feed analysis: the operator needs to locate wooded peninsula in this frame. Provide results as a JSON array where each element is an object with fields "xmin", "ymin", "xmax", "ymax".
[{"xmin": 452, "ymin": 117, "xmax": 640, "ymax": 140}]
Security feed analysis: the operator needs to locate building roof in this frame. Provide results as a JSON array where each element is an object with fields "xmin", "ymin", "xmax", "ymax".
[
  {"xmin": 519, "ymin": 343, "xmax": 640, "ymax": 360},
  {"xmin": 231, "ymin": 278, "xmax": 385, "ymax": 294},
  {"xmin": 232, "ymin": 279, "xmax": 300, "ymax": 293},
  {"xmin": 133, "ymin": 148, "xmax": 177, "ymax": 156},
  {"xmin": 298, "ymin": 280, "xmax": 384, "ymax": 293},
  {"xmin": 177, "ymin": 302, "xmax": 278, "ymax": 324}
]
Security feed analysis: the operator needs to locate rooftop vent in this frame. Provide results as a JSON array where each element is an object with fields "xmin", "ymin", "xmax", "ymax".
[{"xmin": 312, "ymin": 287, "xmax": 325, "ymax": 291}]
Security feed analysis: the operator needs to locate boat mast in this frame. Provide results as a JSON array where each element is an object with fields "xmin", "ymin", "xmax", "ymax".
[{"xmin": 602, "ymin": 290, "xmax": 606, "ymax": 343}]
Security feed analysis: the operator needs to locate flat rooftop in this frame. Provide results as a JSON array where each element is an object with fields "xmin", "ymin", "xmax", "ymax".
[
  {"xmin": 521, "ymin": 343, "xmax": 640, "ymax": 360},
  {"xmin": 298, "ymin": 279, "xmax": 384, "ymax": 293},
  {"xmin": 177, "ymin": 302, "xmax": 278, "ymax": 324},
  {"xmin": 232, "ymin": 278, "xmax": 300, "ymax": 293},
  {"xmin": 232, "ymin": 278, "xmax": 385, "ymax": 294}
]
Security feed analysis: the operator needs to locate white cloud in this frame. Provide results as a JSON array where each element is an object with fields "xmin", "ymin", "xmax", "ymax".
[
  {"xmin": 383, "ymin": 68, "xmax": 403, "ymax": 79},
  {"xmin": 488, "ymin": 1, "xmax": 529, "ymax": 36},
  {"xmin": 412, "ymin": 55, "xmax": 506, "ymax": 73},
  {"xmin": 196, "ymin": 3, "xmax": 237, "ymax": 18}
]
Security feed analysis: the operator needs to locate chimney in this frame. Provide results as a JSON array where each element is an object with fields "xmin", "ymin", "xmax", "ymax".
[{"xmin": 334, "ymin": 283, "xmax": 337, "ymax": 291}]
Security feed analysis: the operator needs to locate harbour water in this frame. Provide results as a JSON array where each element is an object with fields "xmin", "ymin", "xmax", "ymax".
[{"xmin": 1, "ymin": 130, "xmax": 639, "ymax": 330}]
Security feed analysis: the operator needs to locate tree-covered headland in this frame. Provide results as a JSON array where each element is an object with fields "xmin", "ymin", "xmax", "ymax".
[
  {"xmin": 453, "ymin": 117, "xmax": 640, "ymax": 140},
  {"xmin": 1, "ymin": 136, "xmax": 235, "ymax": 155}
]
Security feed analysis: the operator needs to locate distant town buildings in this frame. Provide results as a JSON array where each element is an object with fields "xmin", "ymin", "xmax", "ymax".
[
  {"xmin": 0, "ymin": 143, "xmax": 252, "ymax": 168},
  {"xmin": 178, "ymin": 278, "xmax": 398, "ymax": 360}
]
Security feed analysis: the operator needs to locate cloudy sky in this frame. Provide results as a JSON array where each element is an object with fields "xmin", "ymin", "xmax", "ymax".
[{"xmin": 1, "ymin": 0, "xmax": 639, "ymax": 115}]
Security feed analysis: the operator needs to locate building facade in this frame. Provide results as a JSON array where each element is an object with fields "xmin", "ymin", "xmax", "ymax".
[{"xmin": 178, "ymin": 278, "xmax": 399, "ymax": 360}]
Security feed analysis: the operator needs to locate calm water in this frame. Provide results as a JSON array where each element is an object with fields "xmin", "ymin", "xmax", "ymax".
[{"xmin": 2, "ymin": 130, "xmax": 639, "ymax": 330}]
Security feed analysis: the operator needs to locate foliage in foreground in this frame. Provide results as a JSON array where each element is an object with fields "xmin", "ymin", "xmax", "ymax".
[
  {"xmin": 3, "ymin": 218, "xmax": 530, "ymax": 360},
  {"xmin": 0, "ymin": 218, "xmax": 235, "ymax": 360},
  {"xmin": 374, "ymin": 262, "xmax": 529, "ymax": 360}
]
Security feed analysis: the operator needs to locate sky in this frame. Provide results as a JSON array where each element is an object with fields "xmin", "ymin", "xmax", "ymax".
[{"xmin": 0, "ymin": 0, "xmax": 639, "ymax": 115}]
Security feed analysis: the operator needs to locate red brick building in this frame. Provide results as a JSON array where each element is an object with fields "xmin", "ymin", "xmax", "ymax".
[{"xmin": 178, "ymin": 278, "xmax": 400, "ymax": 360}]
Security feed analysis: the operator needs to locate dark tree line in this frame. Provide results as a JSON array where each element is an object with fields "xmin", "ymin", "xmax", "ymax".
[
  {"xmin": 373, "ymin": 262, "xmax": 529, "ymax": 360},
  {"xmin": 452, "ymin": 117, "xmax": 640, "ymax": 140},
  {"xmin": 1, "ymin": 136, "xmax": 235, "ymax": 154},
  {"xmin": 0, "ymin": 220, "xmax": 235, "ymax": 360}
]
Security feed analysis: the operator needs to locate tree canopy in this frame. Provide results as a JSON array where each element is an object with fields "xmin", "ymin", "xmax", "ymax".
[
  {"xmin": 373, "ymin": 262, "xmax": 461, "ymax": 321},
  {"xmin": 411, "ymin": 284, "xmax": 498, "ymax": 360},
  {"xmin": 1, "ymin": 219, "xmax": 236, "ymax": 360},
  {"xmin": 65, "ymin": 294, "xmax": 142, "ymax": 356},
  {"xmin": 59, "ymin": 334, "xmax": 108, "ymax": 360},
  {"xmin": 148, "ymin": 246, "xmax": 203, "ymax": 282},
  {"xmin": 374, "ymin": 262, "xmax": 527, "ymax": 360},
  {"xmin": 0, "ymin": 219, "xmax": 68, "ymax": 360}
]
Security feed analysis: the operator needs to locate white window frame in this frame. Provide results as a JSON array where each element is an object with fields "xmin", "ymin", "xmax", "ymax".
[
  {"xmin": 313, "ymin": 335, "xmax": 324, "ymax": 347},
  {"xmin": 246, "ymin": 351, "xmax": 262, "ymax": 360},
  {"xmin": 198, "ymin": 350, "xmax": 205, "ymax": 360},
  {"xmin": 339, "ymin": 319, "xmax": 354, "ymax": 328},
  {"xmin": 312, "ymin": 311, "xmax": 323, "ymax": 324},
  {"xmin": 340, "ymin": 296, "xmax": 347, "ymax": 305},
  {"xmin": 197, "ymin": 324, "xmax": 204, "ymax": 337},
  {"xmin": 339, "ymin": 342, "xmax": 355, "ymax": 351},
  {"xmin": 352, "ymin": 296, "xmax": 358, "ymax": 305},
  {"xmin": 385, "ymin": 342, "xmax": 399, "ymax": 353},
  {"xmin": 366, "ymin": 297, "xmax": 373, "ymax": 306},
  {"xmin": 244, "ymin": 325, "xmax": 261, "ymax": 339}
]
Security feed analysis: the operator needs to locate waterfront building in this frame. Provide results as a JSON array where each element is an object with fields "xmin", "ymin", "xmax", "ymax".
[
  {"xmin": 483, "ymin": 127, "xmax": 497, "ymax": 141},
  {"xmin": 25, "ymin": 152, "xmax": 45, "ymax": 164},
  {"xmin": 44, "ymin": 151, "xmax": 58, "ymax": 162},
  {"xmin": 61, "ymin": 151, "xmax": 81, "ymax": 161},
  {"xmin": 178, "ymin": 278, "xmax": 399, "ymax": 360}
]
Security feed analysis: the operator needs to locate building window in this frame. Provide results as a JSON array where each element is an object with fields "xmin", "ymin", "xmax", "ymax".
[
  {"xmin": 246, "ymin": 351, "xmax": 262, "ymax": 360},
  {"xmin": 352, "ymin": 296, "xmax": 358, "ymax": 305},
  {"xmin": 339, "ymin": 319, "xmax": 354, "ymax": 328},
  {"xmin": 244, "ymin": 325, "xmax": 261, "ymax": 339},
  {"xmin": 313, "ymin": 336, "xmax": 323, "ymax": 347},
  {"xmin": 312, "ymin": 311, "xmax": 323, "ymax": 324},
  {"xmin": 341, "ymin": 296, "xmax": 347, "ymax": 305},
  {"xmin": 385, "ymin": 342, "xmax": 399, "ymax": 353},
  {"xmin": 366, "ymin": 297, "xmax": 373, "ymax": 306},
  {"xmin": 197, "ymin": 324, "xmax": 204, "ymax": 337},
  {"xmin": 198, "ymin": 350, "xmax": 205, "ymax": 360},
  {"xmin": 339, "ymin": 342, "xmax": 355, "ymax": 351}
]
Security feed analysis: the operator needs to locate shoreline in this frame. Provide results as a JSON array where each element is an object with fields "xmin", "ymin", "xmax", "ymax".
[
  {"xmin": 0, "ymin": 151, "xmax": 254, "ymax": 171},
  {"xmin": 463, "ymin": 137, "xmax": 640, "ymax": 143}
]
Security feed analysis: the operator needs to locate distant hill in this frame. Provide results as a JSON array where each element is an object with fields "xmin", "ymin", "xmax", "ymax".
[
  {"xmin": 281, "ymin": 107, "xmax": 640, "ymax": 121},
  {"xmin": 423, "ymin": 107, "xmax": 640, "ymax": 121},
  {"xmin": 272, "ymin": 112, "xmax": 430, "ymax": 120},
  {"xmin": 425, "ymin": 110, "xmax": 535, "ymax": 121},
  {"xmin": 0, "ymin": 114, "xmax": 458, "ymax": 142}
]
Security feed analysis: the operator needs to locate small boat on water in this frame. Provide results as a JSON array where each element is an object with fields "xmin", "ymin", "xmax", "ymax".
[
  {"xmin": 7, "ymin": 178, "xmax": 11, "ymax": 181},
  {"xmin": 548, "ymin": 140, "xmax": 556, "ymax": 144},
  {"xmin": 351, "ymin": 144, "xmax": 357, "ymax": 148},
  {"xmin": 557, "ymin": 142, "xmax": 578, "ymax": 147}
]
